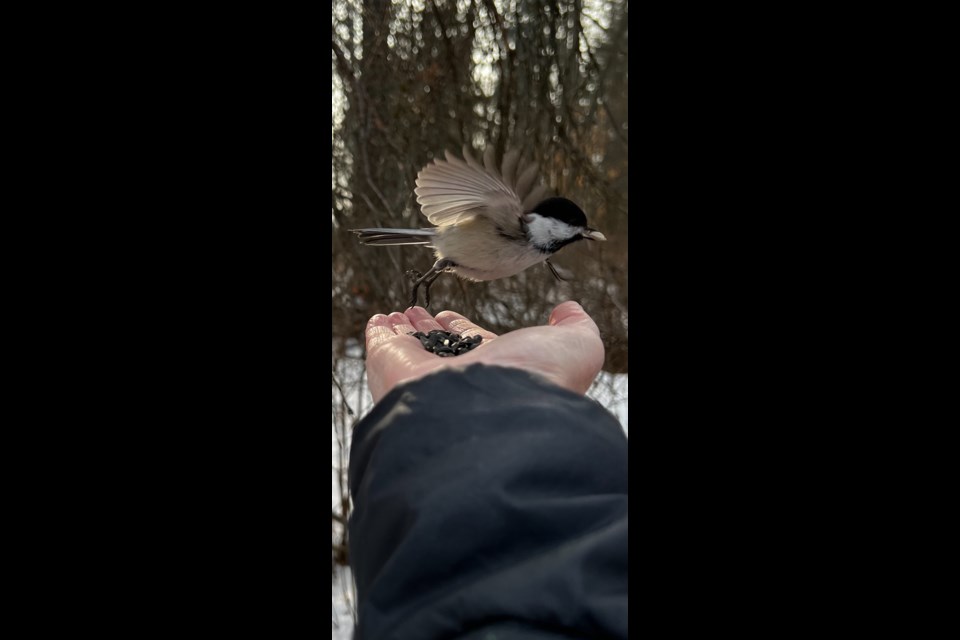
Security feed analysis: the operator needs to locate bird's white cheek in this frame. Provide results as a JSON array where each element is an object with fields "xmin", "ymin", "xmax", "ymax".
[{"xmin": 526, "ymin": 215, "xmax": 577, "ymax": 247}]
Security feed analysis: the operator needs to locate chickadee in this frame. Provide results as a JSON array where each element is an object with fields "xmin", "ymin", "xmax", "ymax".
[{"xmin": 351, "ymin": 145, "xmax": 606, "ymax": 308}]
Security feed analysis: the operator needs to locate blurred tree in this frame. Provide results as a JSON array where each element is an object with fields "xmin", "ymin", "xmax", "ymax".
[
  {"xmin": 331, "ymin": 0, "xmax": 628, "ymax": 588},
  {"xmin": 333, "ymin": 0, "xmax": 627, "ymax": 361}
]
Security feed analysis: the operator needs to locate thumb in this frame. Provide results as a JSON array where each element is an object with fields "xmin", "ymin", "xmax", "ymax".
[{"xmin": 548, "ymin": 301, "xmax": 601, "ymax": 337}]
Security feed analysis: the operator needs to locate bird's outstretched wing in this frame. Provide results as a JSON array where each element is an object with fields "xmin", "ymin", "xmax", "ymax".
[{"xmin": 414, "ymin": 145, "xmax": 552, "ymax": 228}]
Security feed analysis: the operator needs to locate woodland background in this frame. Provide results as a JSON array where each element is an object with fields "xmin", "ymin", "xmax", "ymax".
[{"xmin": 331, "ymin": 0, "xmax": 627, "ymax": 631}]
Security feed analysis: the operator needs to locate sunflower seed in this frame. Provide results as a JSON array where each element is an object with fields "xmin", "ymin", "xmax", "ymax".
[{"xmin": 409, "ymin": 330, "xmax": 483, "ymax": 356}]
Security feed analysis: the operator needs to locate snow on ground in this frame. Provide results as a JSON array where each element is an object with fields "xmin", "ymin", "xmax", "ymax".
[
  {"xmin": 332, "ymin": 564, "xmax": 356, "ymax": 640},
  {"xmin": 588, "ymin": 371, "xmax": 629, "ymax": 436},
  {"xmin": 332, "ymin": 343, "xmax": 628, "ymax": 636}
]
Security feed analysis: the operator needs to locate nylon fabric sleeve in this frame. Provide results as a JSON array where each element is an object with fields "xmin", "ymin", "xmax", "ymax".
[{"xmin": 348, "ymin": 363, "xmax": 628, "ymax": 640}]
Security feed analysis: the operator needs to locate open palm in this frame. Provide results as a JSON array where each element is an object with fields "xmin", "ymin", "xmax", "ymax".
[{"xmin": 364, "ymin": 301, "xmax": 605, "ymax": 403}]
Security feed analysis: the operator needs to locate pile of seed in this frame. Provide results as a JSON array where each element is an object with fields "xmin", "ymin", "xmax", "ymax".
[{"xmin": 410, "ymin": 330, "xmax": 483, "ymax": 357}]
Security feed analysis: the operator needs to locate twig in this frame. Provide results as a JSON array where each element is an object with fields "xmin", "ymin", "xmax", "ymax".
[{"xmin": 332, "ymin": 373, "xmax": 355, "ymax": 417}]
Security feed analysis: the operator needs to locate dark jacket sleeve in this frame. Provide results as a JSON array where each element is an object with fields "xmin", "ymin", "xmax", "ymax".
[{"xmin": 348, "ymin": 363, "xmax": 628, "ymax": 640}]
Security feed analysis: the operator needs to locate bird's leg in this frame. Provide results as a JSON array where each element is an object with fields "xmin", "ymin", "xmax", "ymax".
[
  {"xmin": 545, "ymin": 259, "xmax": 569, "ymax": 282},
  {"xmin": 408, "ymin": 263, "xmax": 441, "ymax": 308},
  {"xmin": 405, "ymin": 269, "xmax": 427, "ymax": 307},
  {"xmin": 421, "ymin": 268, "xmax": 448, "ymax": 309},
  {"xmin": 409, "ymin": 258, "xmax": 455, "ymax": 309}
]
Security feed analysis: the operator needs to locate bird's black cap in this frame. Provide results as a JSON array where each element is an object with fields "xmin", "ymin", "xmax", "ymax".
[{"xmin": 531, "ymin": 197, "xmax": 588, "ymax": 228}]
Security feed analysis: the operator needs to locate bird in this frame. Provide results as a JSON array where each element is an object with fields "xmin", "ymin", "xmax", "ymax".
[{"xmin": 350, "ymin": 145, "xmax": 606, "ymax": 308}]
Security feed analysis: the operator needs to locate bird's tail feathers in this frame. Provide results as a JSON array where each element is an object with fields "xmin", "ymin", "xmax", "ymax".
[{"xmin": 350, "ymin": 227, "xmax": 437, "ymax": 246}]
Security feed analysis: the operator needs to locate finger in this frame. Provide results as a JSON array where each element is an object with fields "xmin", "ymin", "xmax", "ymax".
[
  {"xmin": 366, "ymin": 313, "xmax": 401, "ymax": 349},
  {"xmin": 387, "ymin": 311, "xmax": 417, "ymax": 336},
  {"xmin": 404, "ymin": 306, "xmax": 444, "ymax": 334},
  {"xmin": 434, "ymin": 310, "xmax": 498, "ymax": 340},
  {"xmin": 548, "ymin": 301, "xmax": 601, "ymax": 337},
  {"xmin": 366, "ymin": 312, "xmax": 434, "ymax": 362},
  {"xmin": 367, "ymin": 313, "xmax": 390, "ymax": 328}
]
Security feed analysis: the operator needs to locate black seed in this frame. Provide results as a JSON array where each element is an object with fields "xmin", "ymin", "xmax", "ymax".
[{"xmin": 408, "ymin": 328, "xmax": 482, "ymax": 355}]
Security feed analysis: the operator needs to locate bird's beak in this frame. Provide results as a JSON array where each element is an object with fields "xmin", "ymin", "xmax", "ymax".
[{"xmin": 582, "ymin": 228, "xmax": 607, "ymax": 241}]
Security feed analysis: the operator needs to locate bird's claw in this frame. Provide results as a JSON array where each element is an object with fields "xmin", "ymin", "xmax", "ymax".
[{"xmin": 407, "ymin": 290, "xmax": 431, "ymax": 309}]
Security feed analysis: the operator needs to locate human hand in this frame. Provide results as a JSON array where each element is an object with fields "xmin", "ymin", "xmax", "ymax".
[{"xmin": 363, "ymin": 301, "xmax": 605, "ymax": 403}]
